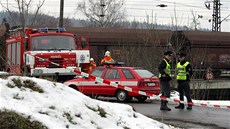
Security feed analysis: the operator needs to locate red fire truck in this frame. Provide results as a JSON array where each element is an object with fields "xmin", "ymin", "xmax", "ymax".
[{"xmin": 6, "ymin": 27, "xmax": 90, "ymax": 79}]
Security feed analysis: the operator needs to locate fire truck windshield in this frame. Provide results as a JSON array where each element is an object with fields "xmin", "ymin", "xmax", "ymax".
[{"xmin": 31, "ymin": 35, "xmax": 76, "ymax": 51}]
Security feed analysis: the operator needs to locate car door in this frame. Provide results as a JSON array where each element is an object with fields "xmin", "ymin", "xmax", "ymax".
[
  {"xmin": 120, "ymin": 69, "xmax": 138, "ymax": 87},
  {"xmin": 101, "ymin": 68, "xmax": 121, "ymax": 95},
  {"xmin": 78, "ymin": 68, "xmax": 104, "ymax": 95}
]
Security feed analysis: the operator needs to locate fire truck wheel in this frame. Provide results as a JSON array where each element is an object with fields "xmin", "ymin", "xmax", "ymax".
[
  {"xmin": 7, "ymin": 68, "xmax": 10, "ymax": 72},
  {"xmin": 22, "ymin": 67, "xmax": 30, "ymax": 76},
  {"xmin": 69, "ymin": 85, "xmax": 79, "ymax": 91},
  {"xmin": 135, "ymin": 96, "xmax": 148, "ymax": 102},
  {"xmin": 116, "ymin": 90, "xmax": 130, "ymax": 102}
]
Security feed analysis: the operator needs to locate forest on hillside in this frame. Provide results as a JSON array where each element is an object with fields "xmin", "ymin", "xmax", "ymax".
[{"xmin": 0, "ymin": 11, "xmax": 210, "ymax": 31}]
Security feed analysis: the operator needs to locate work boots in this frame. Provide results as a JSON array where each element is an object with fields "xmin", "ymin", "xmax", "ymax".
[
  {"xmin": 175, "ymin": 103, "xmax": 185, "ymax": 109},
  {"xmin": 160, "ymin": 100, "xmax": 171, "ymax": 111},
  {"xmin": 160, "ymin": 100, "xmax": 164, "ymax": 110},
  {"xmin": 187, "ymin": 105, "xmax": 192, "ymax": 110}
]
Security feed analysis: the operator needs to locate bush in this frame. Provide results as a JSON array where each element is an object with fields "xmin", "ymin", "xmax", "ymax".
[
  {"xmin": 0, "ymin": 110, "xmax": 48, "ymax": 129},
  {"xmin": 7, "ymin": 78, "xmax": 44, "ymax": 93}
]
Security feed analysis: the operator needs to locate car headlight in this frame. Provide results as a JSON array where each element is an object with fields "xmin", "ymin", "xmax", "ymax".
[{"xmin": 34, "ymin": 69, "xmax": 43, "ymax": 74}]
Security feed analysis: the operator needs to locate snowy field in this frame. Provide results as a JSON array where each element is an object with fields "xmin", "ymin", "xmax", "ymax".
[{"xmin": 0, "ymin": 76, "xmax": 173, "ymax": 129}]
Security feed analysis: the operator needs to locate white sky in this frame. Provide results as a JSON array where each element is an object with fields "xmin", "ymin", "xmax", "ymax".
[
  {"xmin": 43, "ymin": 0, "xmax": 230, "ymax": 32},
  {"xmin": 0, "ymin": 74, "xmax": 230, "ymax": 128},
  {"xmin": 0, "ymin": 0, "xmax": 230, "ymax": 32}
]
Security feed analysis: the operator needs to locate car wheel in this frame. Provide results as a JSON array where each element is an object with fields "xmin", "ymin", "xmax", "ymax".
[
  {"xmin": 116, "ymin": 90, "xmax": 129, "ymax": 102},
  {"xmin": 136, "ymin": 96, "xmax": 148, "ymax": 102},
  {"xmin": 127, "ymin": 97, "xmax": 133, "ymax": 101}
]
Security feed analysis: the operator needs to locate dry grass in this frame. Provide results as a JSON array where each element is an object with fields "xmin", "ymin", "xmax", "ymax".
[
  {"xmin": 7, "ymin": 78, "xmax": 44, "ymax": 93},
  {"xmin": 0, "ymin": 110, "xmax": 48, "ymax": 129}
]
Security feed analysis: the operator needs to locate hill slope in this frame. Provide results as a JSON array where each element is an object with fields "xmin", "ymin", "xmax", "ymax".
[{"xmin": 0, "ymin": 76, "xmax": 170, "ymax": 129}]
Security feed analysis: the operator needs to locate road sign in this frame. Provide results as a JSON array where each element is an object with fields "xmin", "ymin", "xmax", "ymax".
[{"xmin": 205, "ymin": 71, "xmax": 214, "ymax": 80}]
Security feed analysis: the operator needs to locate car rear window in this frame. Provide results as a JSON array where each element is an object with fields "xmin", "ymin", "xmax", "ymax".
[
  {"xmin": 134, "ymin": 69, "xmax": 154, "ymax": 78},
  {"xmin": 122, "ymin": 69, "xmax": 135, "ymax": 79}
]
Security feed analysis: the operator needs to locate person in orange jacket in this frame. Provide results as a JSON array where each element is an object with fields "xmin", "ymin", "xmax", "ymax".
[
  {"xmin": 100, "ymin": 51, "xmax": 114, "ymax": 65},
  {"xmin": 89, "ymin": 58, "xmax": 97, "ymax": 71},
  {"xmin": 82, "ymin": 58, "xmax": 97, "ymax": 73}
]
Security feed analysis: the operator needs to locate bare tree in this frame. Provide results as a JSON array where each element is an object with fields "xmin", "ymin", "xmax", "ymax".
[
  {"xmin": 0, "ymin": 0, "xmax": 45, "ymax": 74},
  {"xmin": 190, "ymin": 10, "xmax": 201, "ymax": 31},
  {"xmin": 77, "ymin": 0, "xmax": 126, "ymax": 28},
  {"xmin": 0, "ymin": 0, "xmax": 45, "ymax": 28}
]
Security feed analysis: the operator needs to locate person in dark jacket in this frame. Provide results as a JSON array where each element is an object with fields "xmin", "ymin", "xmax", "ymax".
[
  {"xmin": 175, "ymin": 52, "xmax": 193, "ymax": 110},
  {"xmin": 158, "ymin": 51, "xmax": 173, "ymax": 111}
]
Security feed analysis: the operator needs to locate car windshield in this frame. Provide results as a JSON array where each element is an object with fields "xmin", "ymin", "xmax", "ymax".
[
  {"xmin": 32, "ymin": 35, "xmax": 75, "ymax": 51},
  {"xmin": 134, "ymin": 69, "xmax": 154, "ymax": 78}
]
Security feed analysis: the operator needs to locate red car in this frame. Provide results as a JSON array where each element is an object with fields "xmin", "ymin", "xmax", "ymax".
[{"xmin": 64, "ymin": 63, "xmax": 160, "ymax": 102}]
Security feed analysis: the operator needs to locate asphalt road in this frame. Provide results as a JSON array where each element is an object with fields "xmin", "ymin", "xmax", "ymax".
[{"xmin": 128, "ymin": 100, "xmax": 230, "ymax": 129}]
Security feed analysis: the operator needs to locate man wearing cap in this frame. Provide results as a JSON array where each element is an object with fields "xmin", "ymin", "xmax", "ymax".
[
  {"xmin": 158, "ymin": 51, "xmax": 173, "ymax": 111},
  {"xmin": 175, "ymin": 52, "xmax": 193, "ymax": 110}
]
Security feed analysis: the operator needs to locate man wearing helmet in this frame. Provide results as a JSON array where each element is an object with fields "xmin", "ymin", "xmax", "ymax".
[
  {"xmin": 82, "ymin": 58, "xmax": 97, "ymax": 73},
  {"xmin": 89, "ymin": 58, "xmax": 97, "ymax": 71},
  {"xmin": 100, "ymin": 51, "xmax": 114, "ymax": 65}
]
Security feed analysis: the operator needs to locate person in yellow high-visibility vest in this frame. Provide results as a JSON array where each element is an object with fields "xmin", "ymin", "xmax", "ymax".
[
  {"xmin": 158, "ymin": 51, "xmax": 173, "ymax": 111},
  {"xmin": 175, "ymin": 52, "xmax": 193, "ymax": 110}
]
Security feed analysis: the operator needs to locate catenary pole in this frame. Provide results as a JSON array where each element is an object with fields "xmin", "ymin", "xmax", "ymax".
[{"xmin": 59, "ymin": 0, "xmax": 64, "ymax": 28}]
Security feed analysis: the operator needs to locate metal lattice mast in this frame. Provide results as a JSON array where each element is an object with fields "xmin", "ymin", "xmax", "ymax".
[{"xmin": 212, "ymin": 0, "xmax": 221, "ymax": 32}]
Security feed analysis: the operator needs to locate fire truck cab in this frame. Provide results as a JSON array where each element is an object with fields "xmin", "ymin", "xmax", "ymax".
[{"xmin": 6, "ymin": 27, "xmax": 90, "ymax": 78}]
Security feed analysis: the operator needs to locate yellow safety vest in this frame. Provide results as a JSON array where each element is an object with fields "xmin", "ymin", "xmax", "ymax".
[
  {"xmin": 159, "ymin": 59, "xmax": 171, "ymax": 78},
  {"xmin": 176, "ymin": 61, "xmax": 189, "ymax": 80}
]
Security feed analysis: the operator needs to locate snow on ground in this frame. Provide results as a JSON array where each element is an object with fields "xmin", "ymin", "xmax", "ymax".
[
  {"xmin": 0, "ymin": 76, "xmax": 171, "ymax": 129},
  {"xmin": 171, "ymin": 90, "xmax": 230, "ymax": 106},
  {"xmin": 151, "ymin": 90, "xmax": 230, "ymax": 106},
  {"xmin": 0, "ymin": 71, "xmax": 8, "ymax": 75}
]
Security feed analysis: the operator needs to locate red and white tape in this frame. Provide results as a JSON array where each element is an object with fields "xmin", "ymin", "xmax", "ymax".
[
  {"xmin": 31, "ymin": 54, "xmax": 230, "ymax": 109},
  {"xmin": 71, "ymin": 68, "xmax": 230, "ymax": 109}
]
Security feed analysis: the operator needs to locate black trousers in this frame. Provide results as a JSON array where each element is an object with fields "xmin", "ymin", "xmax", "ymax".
[
  {"xmin": 177, "ymin": 81, "xmax": 192, "ymax": 103},
  {"xmin": 160, "ymin": 80, "xmax": 170, "ymax": 98}
]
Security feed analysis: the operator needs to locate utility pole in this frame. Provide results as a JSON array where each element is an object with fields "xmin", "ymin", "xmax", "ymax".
[
  {"xmin": 99, "ymin": 0, "xmax": 106, "ymax": 27},
  {"xmin": 212, "ymin": 0, "xmax": 221, "ymax": 32},
  {"xmin": 59, "ymin": 0, "xmax": 64, "ymax": 28}
]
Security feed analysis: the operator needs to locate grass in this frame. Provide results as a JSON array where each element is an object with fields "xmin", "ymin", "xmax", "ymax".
[
  {"xmin": 38, "ymin": 111, "xmax": 49, "ymax": 116},
  {"xmin": 0, "ymin": 110, "xmax": 48, "ymax": 129},
  {"xmin": 0, "ymin": 74, "xmax": 11, "ymax": 79},
  {"xmin": 75, "ymin": 113, "xmax": 82, "ymax": 119},
  {"xmin": 7, "ymin": 78, "xmax": 44, "ymax": 93},
  {"xmin": 63, "ymin": 112, "xmax": 77, "ymax": 125},
  {"xmin": 49, "ymin": 106, "xmax": 56, "ymax": 110},
  {"xmin": 13, "ymin": 93, "xmax": 24, "ymax": 100},
  {"xmin": 85, "ymin": 104, "xmax": 98, "ymax": 112},
  {"xmin": 98, "ymin": 106, "xmax": 107, "ymax": 118},
  {"xmin": 85, "ymin": 104, "xmax": 107, "ymax": 118}
]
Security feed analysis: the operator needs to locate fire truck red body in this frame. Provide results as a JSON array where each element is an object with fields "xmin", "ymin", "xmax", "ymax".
[{"xmin": 6, "ymin": 28, "xmax": 90, "ymax": 77}]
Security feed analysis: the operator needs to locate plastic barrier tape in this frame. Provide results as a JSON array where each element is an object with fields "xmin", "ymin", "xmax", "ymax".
[{"xmin": 28, "ymin": 54, "xmax": 230, "ymax": 109}]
